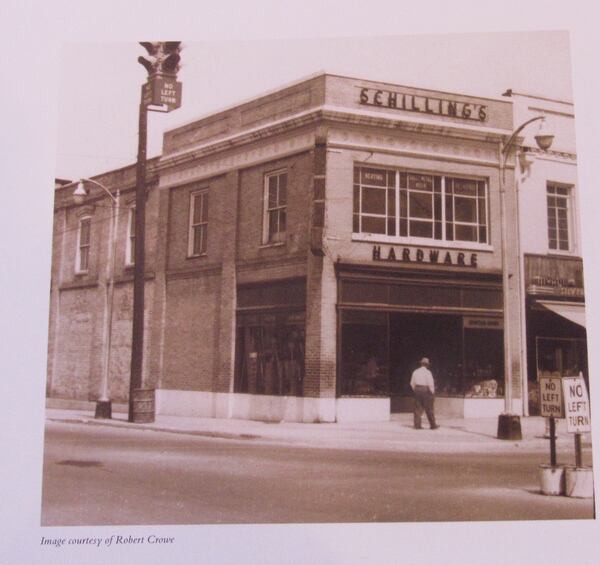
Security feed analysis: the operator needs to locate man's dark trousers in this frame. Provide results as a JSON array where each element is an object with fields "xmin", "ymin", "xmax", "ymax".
[{"xmin": 413, "ymin": 385, "xmax": 437, "ymax": 429}]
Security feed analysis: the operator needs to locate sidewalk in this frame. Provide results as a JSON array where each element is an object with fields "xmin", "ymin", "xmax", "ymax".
[{"xmin": 45, "ymin": 408, "xmax": 593, "ymax": 455}]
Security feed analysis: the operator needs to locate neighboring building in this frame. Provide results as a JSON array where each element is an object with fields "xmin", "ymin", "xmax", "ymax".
[
  {"xmin": 49, "ymin": 73, "xmax": 581, "ymax": 423},
  {"xmin": 505, "ymin": 90, "xmax": 587, "ymax": 416}
]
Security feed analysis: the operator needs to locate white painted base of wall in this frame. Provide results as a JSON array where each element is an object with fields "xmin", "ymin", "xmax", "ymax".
[
  {"xmin": 392, "ymin": 395, "xmax": 523, "ymax": 418},
  {"xmin": 156, "ymin": 389, "xmax": 337, "ymax": 423},
  {"xmin": 336, "ymin": 397, "xmax": 390, "ymax": 422},
  {"xmin": 156, "ymin": 390, "xmax": 391, "ymax": 423}
]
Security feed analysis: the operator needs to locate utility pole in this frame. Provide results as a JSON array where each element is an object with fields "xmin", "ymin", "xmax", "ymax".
[{"xmin": 129, "ymin": 41, "xmax": 182, "ymax": 423}]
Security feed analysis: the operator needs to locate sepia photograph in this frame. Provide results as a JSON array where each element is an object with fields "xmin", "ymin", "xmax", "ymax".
[
  {"xmin": 42, "ymin": 31, "xmax": 595, "ymax": 526},
  {"xmin": 3, "ymin": 2, "xmax": 600, "ymax": 564}
]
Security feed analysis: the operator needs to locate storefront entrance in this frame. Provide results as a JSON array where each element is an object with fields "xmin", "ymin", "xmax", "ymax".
[
  {"xmin": 526, "ymin": 303, "xmax": 588, "ymax": 415},
  {"xmin": 339, "ymin": 309, "xmax": 504, "ymax": 412}
]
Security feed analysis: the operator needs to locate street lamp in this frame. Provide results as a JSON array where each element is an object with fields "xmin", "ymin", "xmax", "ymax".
[
  {"xmin": 72, "ymin": 178, "xmax": 121, "ymax": 419},
  {"xmin": 497, "ymin": 116, "xmax": 554, "ymax": 440}
]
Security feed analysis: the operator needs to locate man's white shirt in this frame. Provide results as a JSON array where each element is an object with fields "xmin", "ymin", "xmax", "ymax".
[{"xmin": 410, "ymin": 366, "xmax": 435, "ymax": 394}]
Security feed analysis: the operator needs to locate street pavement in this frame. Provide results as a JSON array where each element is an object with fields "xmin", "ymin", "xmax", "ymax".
[{"xmin": 42, "ymin": 419, "xmax": 595, "ymax": 525}]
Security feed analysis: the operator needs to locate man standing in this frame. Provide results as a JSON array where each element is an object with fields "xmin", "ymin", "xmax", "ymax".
[{"xmin": 410, "ymin": 357, "xmax": 439, "ymax": 430}]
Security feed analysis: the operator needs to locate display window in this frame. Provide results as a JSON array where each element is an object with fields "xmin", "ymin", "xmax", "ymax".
[
  {"xmin": 339, "ymin": 309, "xmax": 504, "ymax": 399},
  {"xmin": 235, "ymin": 313, "xmax": 305, "ymax": 396}
]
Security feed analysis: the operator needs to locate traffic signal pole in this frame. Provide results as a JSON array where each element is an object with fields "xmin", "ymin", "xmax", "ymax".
[
  {"xmin": 128, "ymin": 91, "xmax": 148, "ymax": 422},
  {"xmin": 128, "ymin": 41, "xmax": 182, "ymax": 423}
]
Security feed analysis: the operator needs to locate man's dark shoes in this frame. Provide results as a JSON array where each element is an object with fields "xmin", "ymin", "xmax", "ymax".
[{"xmin": 431, "ymin": 425, "xmax": 440, "ymax": 430}]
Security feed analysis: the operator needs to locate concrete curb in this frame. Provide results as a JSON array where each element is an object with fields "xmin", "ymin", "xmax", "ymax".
[{"xmin": 45, "ymin": 409, "xmax": 594, "ymax": 455}]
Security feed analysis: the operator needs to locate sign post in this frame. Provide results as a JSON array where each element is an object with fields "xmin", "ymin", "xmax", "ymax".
[{"xmin": 539, "ymin": 377, "xmax": 564, "ymax": 466}]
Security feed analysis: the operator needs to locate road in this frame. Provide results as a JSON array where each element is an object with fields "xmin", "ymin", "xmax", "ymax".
[{"xmin": 41, "ymin": 421, "xmax": 594, "ymax": 526}]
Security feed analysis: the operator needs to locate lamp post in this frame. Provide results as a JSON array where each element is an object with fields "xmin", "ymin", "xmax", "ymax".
[
  {"xmin": 73, "ymin": 178, "xmax": 121, "ymax": 419},
  {"xmin": 497, "ymin": 116, "xmax": 554, "ymax": 440}
]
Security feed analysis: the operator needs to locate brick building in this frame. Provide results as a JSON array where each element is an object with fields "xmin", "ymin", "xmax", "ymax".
[{"xmin": 48, "ymin": 73, "xmax": 578, "ymax": 422}]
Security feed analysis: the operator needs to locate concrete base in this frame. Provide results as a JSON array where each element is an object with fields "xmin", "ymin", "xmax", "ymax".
[
  {"xmin": 392, "ymin": 395, "xmax": 521, "ymax": 418},
  {"xmin": 539, "ymin": 464, "xmax": 565, "ymax": 496},
  {"xmin": 336, "ymin": 397, "xmax": 390, "ymax": 422},
  {"xmin": 565, "ymin": 466, "xmax": 594, "ymax": 498},
  {"xmin": 156, "ymin": 389, "xmax": 337, "ymax": 423},
  {"xmin": 94, "ymin": 400, "xmax": 112, "ymax": 419},
  {"xmin": 156, "ymin": 390, "xmax": 392, "ymax": 423}
]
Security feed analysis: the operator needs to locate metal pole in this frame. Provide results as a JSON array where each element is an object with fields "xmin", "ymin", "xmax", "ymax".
[
  {"xmin": 96, "ymin": 190, "xmax": 120, "ymax": 418},
  {"xmin": 496, "ymin": 141, "xmax": 521, "ymax": 440},
  {"xmin": 129, "ymin": 88, "xmax": 148, "ymax": 422},
  {"xmin": 549, "ymin": 416, "xmax": 557, "ymax": 467},
  {"xmin": 575, "ymin": 432, "xmax": 583, "ymax": 468},
  {"xmin": 499, "ymin": 142, "xmax": 513, "ymax": 414}
]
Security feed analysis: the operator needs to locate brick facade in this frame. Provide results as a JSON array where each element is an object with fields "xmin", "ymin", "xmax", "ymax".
[{"xmin": 47, "ymin": 73, "xmax": 539, "ymax": 421}]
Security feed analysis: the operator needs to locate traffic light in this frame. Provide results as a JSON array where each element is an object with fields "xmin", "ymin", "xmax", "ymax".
[
  {"xmin": 137, "ymin": 42, "xmax": 182, "ymax": 78},
  {"xmin": 160, "ymin": 42, "xmax": 181, "ymax": 76},
  {"xmin": 137, "ymin": 42, "xmax": 161, "ymax": 77}
]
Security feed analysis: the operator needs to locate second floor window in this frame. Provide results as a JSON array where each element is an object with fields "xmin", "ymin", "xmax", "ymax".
[
  {"xmin": 76, "ymin": 217, "xmax": 91, "ymax": 272},
  {"xmin": 547, "ymin": 183, "xmax": 571, "ymax": 251},
  {"xmin": 126, "ymin": 207, "xmax": 136, "ymax": 265},
  {"xmin": 263, "ymin": 170, "xmax": 287, "ymax": 244},
  {"xmin": 353, "ymin": 166, "xmax": 489, "ymax": 246},
  {"xmin": 188, "ymin": 190, "xmax": 209, "ymax": 256}
]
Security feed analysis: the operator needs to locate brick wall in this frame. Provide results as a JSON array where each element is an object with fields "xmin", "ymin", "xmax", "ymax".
[{"xmin": 161, "ymin": 273, "xmax": 220, "ymax": 391}]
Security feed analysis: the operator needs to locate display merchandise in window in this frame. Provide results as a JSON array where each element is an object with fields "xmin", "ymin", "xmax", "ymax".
[{"xmin": 236, "ymin": 320, "xmax": 304, "ymax": 396}]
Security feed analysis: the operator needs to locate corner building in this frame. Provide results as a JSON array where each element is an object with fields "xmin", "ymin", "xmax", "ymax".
[{"xmin": 48, "ymin": 73, "xmax": 528, "ymax": 422}]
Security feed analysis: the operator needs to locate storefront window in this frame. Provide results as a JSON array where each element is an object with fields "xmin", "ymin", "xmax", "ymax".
[
  {"xmin": 236, "ymin": 315, "xmax": 305, "ymax": 396},
  {"xmin": 462, "ymin": 328, "xmax": 503, "ymax": 397},
  {"xmin": 353, "ymin": 165, "xmax": 489, "ymax": 245},
  {"xmin": 340, "ymin": 311, "xmax": 389, "ymax": 396},
  {"xmin": 340, "ymin": 309, "xmax": 504, "ymax": 398},
  {"xmin": 536, "ymin": 337, "xmax": 586, "ymax": 378}
]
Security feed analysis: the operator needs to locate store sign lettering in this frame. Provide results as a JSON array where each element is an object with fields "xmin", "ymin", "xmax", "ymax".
[
  {"xmin": 372, "ymin": 245, "xmax": 477, "ymax": 267},
  {"xmin": 359, "ymin": 87, "xmax": 488, "ymax": 122}
]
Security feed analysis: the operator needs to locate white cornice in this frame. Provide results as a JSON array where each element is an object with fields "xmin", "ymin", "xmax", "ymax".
[{"xmin": 158, "ymin": 104, "xmax": 512, "ymax": 172}]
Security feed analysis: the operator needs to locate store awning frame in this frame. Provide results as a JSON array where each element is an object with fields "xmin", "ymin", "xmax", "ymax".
[{"xmin": 535, "ymin": 300, "xmax": 586, "ymax": 328}]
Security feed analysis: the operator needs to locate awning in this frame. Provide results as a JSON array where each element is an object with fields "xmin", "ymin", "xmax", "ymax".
[{"xmin": 537, "ymin": 300, "xmax": 586, "ymax": 328}]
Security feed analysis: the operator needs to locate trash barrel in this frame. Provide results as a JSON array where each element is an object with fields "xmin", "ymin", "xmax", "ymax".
[
  {"xmin": 497, "ymin": 413, "xmax": 522, "ymax": 440},
  {"xmin": 131, "ymin": 388, "xmax": 155, "ymax": 423}
]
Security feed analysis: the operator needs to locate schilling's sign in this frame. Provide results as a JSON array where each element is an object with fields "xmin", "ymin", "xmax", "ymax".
[
  {"xmin": 373, "ymin": 245, "xmax": 478, "ymax": 268},
  {"xmin": 359, "ymin": 87, "xmax": 488, "ymax": 122}
]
